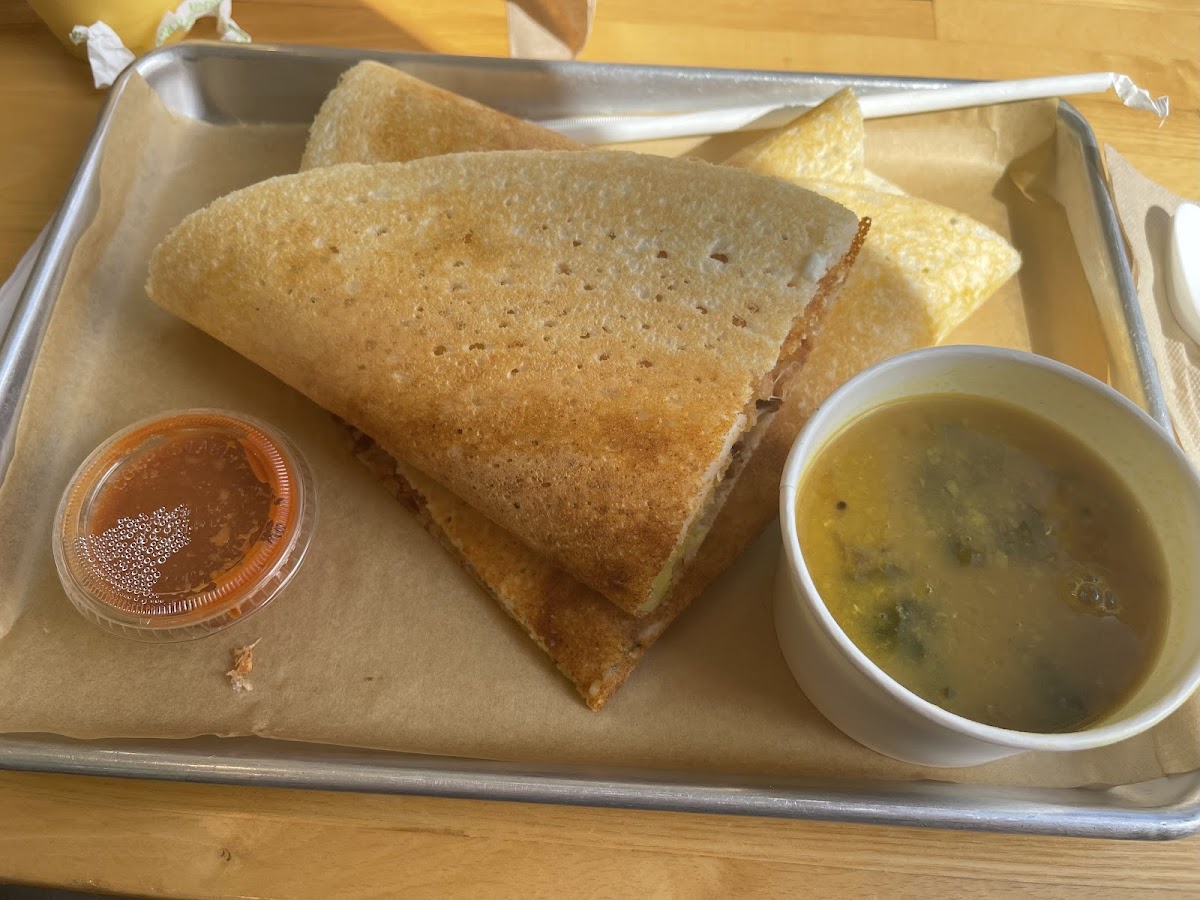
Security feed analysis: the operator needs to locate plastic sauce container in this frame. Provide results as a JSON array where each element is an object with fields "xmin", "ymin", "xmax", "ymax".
[{"xmin": 53, "ymin": 410, "xmax": 316, "ymax": 641}]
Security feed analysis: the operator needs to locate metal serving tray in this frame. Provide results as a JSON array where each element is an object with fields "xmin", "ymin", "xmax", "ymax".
[{"xmin": 0, "ymin": 42, "xmax": 1193, "ymax": 840}]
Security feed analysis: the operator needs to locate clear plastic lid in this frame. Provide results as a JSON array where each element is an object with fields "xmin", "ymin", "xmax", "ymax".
[{"xmin": 52, "ymin": 409, "xmax": 317, "ymax": 642}]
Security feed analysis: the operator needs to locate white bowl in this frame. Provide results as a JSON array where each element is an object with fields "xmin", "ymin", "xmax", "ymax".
[{"xmin": 775, "ymin": 346, "xmax": 1200, "ymax": 767}]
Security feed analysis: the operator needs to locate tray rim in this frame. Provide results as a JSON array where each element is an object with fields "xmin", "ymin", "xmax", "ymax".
[
  {"xmin": 0, "ymin": 40, "xmax": 1190, "ymax": 840},
  {"xmin": 1, "ymin": 732, "xmax": 1198, "ymax": 840}
]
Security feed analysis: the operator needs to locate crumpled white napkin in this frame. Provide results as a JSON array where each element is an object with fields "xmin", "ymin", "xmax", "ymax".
[
  {"xmin": 69, "ymin": 0, "xmax": 250, "ymax": 89},
  {"xmin": 68, "ymin": 22, "xmax": 135, "ymax": 89}
]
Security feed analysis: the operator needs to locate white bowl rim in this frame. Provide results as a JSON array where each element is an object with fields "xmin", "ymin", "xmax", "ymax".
[{"xmin": 778, "ymin": 344, "xmax": 1200, "ymax": 753}]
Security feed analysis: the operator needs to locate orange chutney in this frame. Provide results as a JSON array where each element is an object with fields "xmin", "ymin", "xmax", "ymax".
[{"xmin": 54, "ymin": 410, "xmax": 314, "ymax": 640}]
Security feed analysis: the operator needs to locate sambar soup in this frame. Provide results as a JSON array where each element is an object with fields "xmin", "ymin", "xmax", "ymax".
[{"xmin": 796, "ymin": 394, "xmax": 1167, "ymax": 734}]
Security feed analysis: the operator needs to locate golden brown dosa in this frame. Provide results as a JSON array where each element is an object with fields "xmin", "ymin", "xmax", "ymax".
[{"xmin": 147, "ymin": 152, "xmax": 863, "ymax": 617}]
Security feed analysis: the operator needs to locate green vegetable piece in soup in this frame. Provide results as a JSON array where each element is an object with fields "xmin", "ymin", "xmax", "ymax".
[{"xmin": 872, "ymin": 595, "xmax": 937, "ymax": 663}]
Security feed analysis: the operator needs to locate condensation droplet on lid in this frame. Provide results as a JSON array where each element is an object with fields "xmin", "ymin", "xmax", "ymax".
[{"xmin": 76, "ymin": 504, "xmax": 193, "ymax": 601}]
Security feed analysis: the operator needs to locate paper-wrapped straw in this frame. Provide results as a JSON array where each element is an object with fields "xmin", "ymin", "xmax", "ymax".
[{"xmin": 536, "ymin": 72, "xmax": 1169, "ymax": 144}]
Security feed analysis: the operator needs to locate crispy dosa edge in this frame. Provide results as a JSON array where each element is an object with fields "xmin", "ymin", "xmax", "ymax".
[{"xmin": 301, "ymin": 61, "xmax": 579, "ymax": 171}]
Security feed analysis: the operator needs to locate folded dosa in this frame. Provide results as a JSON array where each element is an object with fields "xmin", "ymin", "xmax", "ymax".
[
  {"xmin": 724, "ymin": 86, "xmax": 866, "ymax": 185},
  {"xmin": 147, "ymin": 151, "xmax": 863, "ymax": 618},
  {"xmin": 725, "ymin": 91, "xmax": 1022, "ymax": 422},
  {"xmin": 301, "ymin": 60, "xmax": 579, "ymax": 171},
  {"xmin": 767, "ymin": 179, "xmax": 1021, "ymax": 422}
]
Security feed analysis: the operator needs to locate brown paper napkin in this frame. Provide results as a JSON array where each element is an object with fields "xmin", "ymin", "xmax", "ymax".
[{"xmin": 1105, "ymin": 147, "xmax": 1200, "ymax": 465}]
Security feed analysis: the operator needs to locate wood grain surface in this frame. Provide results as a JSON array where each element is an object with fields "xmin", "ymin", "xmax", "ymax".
[
  {"xmin": 1, "ymin": 0, "xmax": 1198, "ymax": 895},
  {"xmin": 2, "ymin": 770, "xmax": 1199, "ymax": 898}
]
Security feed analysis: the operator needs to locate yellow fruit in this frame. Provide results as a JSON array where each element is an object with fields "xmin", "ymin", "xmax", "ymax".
[{"xmin": 28, "ymin": 0, "xmax": 170, "ymax": 57}]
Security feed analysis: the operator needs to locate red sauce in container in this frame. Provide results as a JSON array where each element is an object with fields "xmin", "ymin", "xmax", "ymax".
[{"xmin": 53, "ymin": 410, "xmax": 316, "ymax": 641}]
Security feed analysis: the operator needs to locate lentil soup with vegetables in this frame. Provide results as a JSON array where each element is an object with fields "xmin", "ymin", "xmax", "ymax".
[{"xmin": 796, "ymin": 395, "xmax": 1167, "ymax": 734}]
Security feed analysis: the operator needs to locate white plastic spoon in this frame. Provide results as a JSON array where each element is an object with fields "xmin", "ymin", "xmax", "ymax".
[{"xmin": 1169, "ymin": 202, "xmax": 1200, "ymax": 344}]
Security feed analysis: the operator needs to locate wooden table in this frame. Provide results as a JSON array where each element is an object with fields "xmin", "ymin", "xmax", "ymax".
[{"xmin": 1, "ymin": 0, "xmax": 1198, "ymax": 895}]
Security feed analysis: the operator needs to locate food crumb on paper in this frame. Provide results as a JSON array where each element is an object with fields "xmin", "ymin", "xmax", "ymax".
[{"xmin": 226, "ymin": 638, "xmax": 262, "ymax": 692}]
